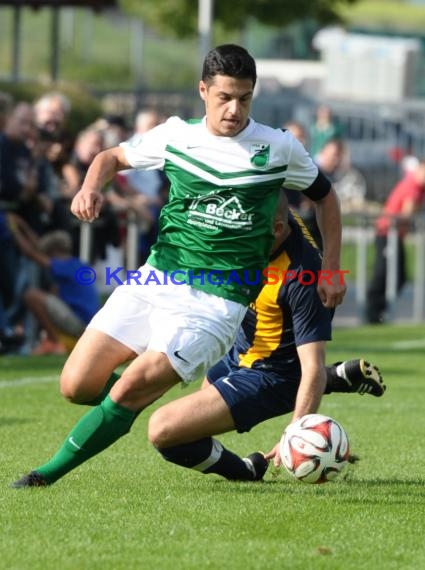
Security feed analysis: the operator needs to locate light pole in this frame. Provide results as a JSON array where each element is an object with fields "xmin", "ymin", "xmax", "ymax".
[
  {"xmin": 11, "ymin": 4, "xmax": 22, "ymax": 81},
  {"xmin": 198, "ymin": 0, "xmax": 213, "ymax": 69}
]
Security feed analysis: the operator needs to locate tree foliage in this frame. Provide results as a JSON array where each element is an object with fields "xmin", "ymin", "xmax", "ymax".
[{"xmin": 119, "ymin": 0, "xmax": 359, "ymax": 38}]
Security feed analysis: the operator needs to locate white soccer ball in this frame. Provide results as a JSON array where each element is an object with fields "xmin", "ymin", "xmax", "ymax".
[{"xmin": 280, "ymin": 414, "xmax": 350, "ymax": 484}]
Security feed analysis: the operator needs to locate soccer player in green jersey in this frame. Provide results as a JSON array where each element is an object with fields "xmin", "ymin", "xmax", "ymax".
[{"xmin": 12, "ymin": 44, "xmax": 346, "ymax": 488}]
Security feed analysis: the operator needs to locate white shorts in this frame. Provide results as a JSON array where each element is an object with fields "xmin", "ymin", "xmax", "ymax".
[{"xmin": 87, "ymin": 264, "xmax": 247, "ymax": 383}]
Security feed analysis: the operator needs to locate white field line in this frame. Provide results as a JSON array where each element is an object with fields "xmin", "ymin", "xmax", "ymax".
[
  {"xmin": 0, "ymin": 375, "xmax": 58, "ymax": 389},
  {"xmin": 390, "ymin": 338, "xmax": 425, "ymax": 350}
]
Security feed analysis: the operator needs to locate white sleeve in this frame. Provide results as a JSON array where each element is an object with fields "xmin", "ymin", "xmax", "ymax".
[
  {"xmin": 283, "ymin": 134, "xmax": 319, "ymax": 191},
  {"xmin": 119, "ymin": 116, "xmax": 179, "ymax": 170}
]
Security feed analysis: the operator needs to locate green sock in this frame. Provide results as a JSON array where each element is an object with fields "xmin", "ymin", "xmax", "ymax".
[
  {"xmin": 83, "ymin": 372, "xmax": 121, "ymax": 406},
  {"xmin": 35, "ymin": 395, "xmax": 137, "ymax": 484}
]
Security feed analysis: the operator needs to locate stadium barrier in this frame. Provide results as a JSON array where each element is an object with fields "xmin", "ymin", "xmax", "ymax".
[{"xmin": 343, "ymin": 213, "xmax": 425, "ymax": 324}]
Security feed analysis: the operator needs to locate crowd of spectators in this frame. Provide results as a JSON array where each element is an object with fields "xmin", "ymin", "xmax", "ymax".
[
  {"xmin": 0, "ymin": 91, "xmax": 169, "ymax": 355},
  {"xmin": 283, "ymin": 109, "xmax": 368, "ymax": 248},
  {"xmin": 283, "ymin": 106, "xmax": 425, "ymax": 324}
]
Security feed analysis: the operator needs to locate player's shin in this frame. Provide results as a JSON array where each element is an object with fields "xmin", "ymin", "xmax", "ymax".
[
  {"xmin": 35, "ymin": 395, "xmax": 137, "ymax": 483},
  {"xmin": 156, "ymin": 437, "xmax": 257, "ymax": 481},
  {"xmin": 82, "ymin": 372, "xmax": 121, "ymax": 405}
]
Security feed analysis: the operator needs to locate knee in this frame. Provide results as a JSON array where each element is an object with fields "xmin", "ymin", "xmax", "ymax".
[
  {"xmin": 59, "ymin": 367, "xmax": 99, "ymax": 404},
  {"xmin": 148, "ymin": 408, "xmax": 174, "ymax": 448},
  {"xmin": 59, "ymin": 367, "xmax": 84, "ymax": 403},
  {"xmin": 110, "ymin": 361, "xmax": 175, "ymax": 411}
]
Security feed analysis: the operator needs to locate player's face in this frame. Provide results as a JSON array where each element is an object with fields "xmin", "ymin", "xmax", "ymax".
[{"xmin": 199, "ymin": 75, "xmax": 254, "ymax": 137}]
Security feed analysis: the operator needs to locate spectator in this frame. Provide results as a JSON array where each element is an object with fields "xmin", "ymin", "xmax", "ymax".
[
  {"xmin": 23, "ymin": 125, "xmax": 62, "ymax": 236},
  {"xmin": 113, "ymin": 109, "xmax": 167, "ymax": 208},
  {"xmin": 0, "ymin": 103, "xmax": 41, "ymax": 340},
  {"xmin": 0, "ymin": 102, "xmax": 57, "ymax": 236},
  {"xmin": 32, "ymin": 92, "xmax": 78, "ymax": 237},
  {"xmin": 44, "ymin": 127, "xmax": 105, "ymax": 248},
  {"xmin": 309, "ymin": 104, "xmax": 343, "ymax": 159},
  {"xmin": 92, "ymin": 114, "xmax": 129, "ymax": 149},
  {"xmin": 62, "ymin": 127, "xmax": 105, "ymax": 198},
  {"xmin": 108, "ymin": 109, "xmax": 169, "ymax": 263},
  {"xmin": 282, "ymin": 120, "xmax": 324, "ymax": 248},
  {"xmin": 366, "ymin": 159, "xmax": 425, "ymax": 324},
  {"xmin": 33, "ymin": 92, "xmax": 74, "ymax": 173},
  {"xmin": 0, "ymin": 211, "xmax": 25, "ymax": 354},
  {"xmin": 0, "ymin": 96, "xmax": 17, "ymax": 346},
  {"xmin": 123, "ymin": 109, "xmax": 167, "ymax": 201},
  {"xmin": 61, "ymin": 127, "xmax": 121, "ymax": 262},
  {"xmin": 283, "ymin": 120, "xmax": 309, "ymax": 148},
  {"xmin": 283, "ymin": 120, "xmax": 325, "ymax": 236},
  {"xmin": 0, "ymin": 102, "xmax": 36, "ymax": 209},
  {"xmin": 0, "ymin": 91, "xmax": 13, "ymax": 132},
  {"xmin": 401, "ymin": 150, "xmax": 419, "ymax": 176},
  {"xmin": 316, "ymin": 138, "xmax": 367, "ymax": 214},
  {"xmin": 9, "ymin": 215, "xmax": 100, "ymax": 354},
  {"xmin": 134, "ymin": 109, "xmax": 163, "ymax": 134},
  {"xmin": 282, "ymin": 121, "xmax": 310, "ymax": 211},
  {"xmin": 34, "ymin": 92, "xmax": 71, "ymax": 134}
]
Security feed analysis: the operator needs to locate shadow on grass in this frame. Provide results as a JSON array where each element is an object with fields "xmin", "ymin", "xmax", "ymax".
[
  {"xmin": 208, "ymin": 476, "xmax": 425, "ymax": 501},
  {"xmin": 0, "ymin": 417, "xmax": 34, "ymax": 427},
  {"xmin": 0, "ymin": 355, "xmax": 65, "ymax": 375}
]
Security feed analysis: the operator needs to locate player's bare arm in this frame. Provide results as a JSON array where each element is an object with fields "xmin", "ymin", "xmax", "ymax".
[
  {"xmin": 265, "ymin": 341, "xmax": 327, "ymax": 467},
  {"xmin": 71, "ymin": 146, "xmax": 131, "ymax": 222},
  {"xmin": 290, "ymin": 341, "xmax": 327, "ymax": 421},
  {"xmin": 315, "ymin": 187, "xmax": 347, "ymax": 308}
]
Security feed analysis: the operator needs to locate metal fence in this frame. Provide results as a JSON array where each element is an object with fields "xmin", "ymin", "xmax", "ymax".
[{"xmin": 341, "ymin": 213, "xmax": 425, "ymax": 325}]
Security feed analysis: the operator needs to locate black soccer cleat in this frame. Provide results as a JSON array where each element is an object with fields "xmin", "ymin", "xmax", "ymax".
[
  {"xmin": 243, "ymin": 452, "xmax": 269, "ymax": 481},
  {"xmin": 11, "ymin": 471, "xmax": 49, "ymax": 489},
  {"xmin": 333, "ymin": 359, "xmax": 386, "ymax": 397}
]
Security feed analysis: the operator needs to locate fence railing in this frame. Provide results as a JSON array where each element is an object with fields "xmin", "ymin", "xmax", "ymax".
[{"xmin": 342, "ymin": 213, "xmax": 425, "ymax": 324}]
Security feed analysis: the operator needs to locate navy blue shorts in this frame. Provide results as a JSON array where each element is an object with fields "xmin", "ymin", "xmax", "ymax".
[{"xmin": 207, "ymin": 355, "xmax": 300, "ymax": 433}]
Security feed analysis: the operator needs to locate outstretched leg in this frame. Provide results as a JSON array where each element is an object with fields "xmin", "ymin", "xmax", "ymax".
[
  {"xmin": 149, "ymin": 384, "xmax": 268, "ymax": 482},
  {"xmin": 11, "ymin": 330, "xmax": 180, "ymax": 488}
]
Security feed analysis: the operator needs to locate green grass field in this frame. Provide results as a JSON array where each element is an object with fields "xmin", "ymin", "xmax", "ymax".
[{"xmin": 1, "ymin": 324, "xmax": 425, "ymax": 570}]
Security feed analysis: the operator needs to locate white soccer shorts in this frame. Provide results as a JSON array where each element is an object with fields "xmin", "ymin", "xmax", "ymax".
[{"xmin": 87, "ymin": 264, "xmax": 247, "ymax": 383}]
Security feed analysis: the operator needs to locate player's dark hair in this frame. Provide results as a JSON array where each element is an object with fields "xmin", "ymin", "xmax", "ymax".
[{"xmin": 202, "ymin": 44, "xmax": 257, "ymax": 87}]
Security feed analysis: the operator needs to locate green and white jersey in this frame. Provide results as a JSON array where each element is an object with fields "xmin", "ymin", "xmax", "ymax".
[{"xmin": 120, "ymin": 116, "xmax": 319, "ymax": 305}]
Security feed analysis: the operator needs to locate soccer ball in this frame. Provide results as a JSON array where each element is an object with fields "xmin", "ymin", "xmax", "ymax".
[{"xmin": 280, "ymin": 414, "xmax": 350, "ymax": 484}]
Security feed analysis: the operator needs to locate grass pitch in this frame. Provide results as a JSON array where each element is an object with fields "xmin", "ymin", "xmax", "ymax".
[{"xmin": 1, "ymin": 324, "xmax": 425, "ymax": 570}]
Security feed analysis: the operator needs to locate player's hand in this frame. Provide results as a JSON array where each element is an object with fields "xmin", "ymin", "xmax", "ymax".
[
  {"xmin": 264, "ymin": 441, "xmax": 282, "ymax": 468},
  {"xmin": 71, "ymin": 189, "xmax": 104, "ymax": 222},
  {"xmin": 317, "ymin": 269, "xmax": 347, "ymax": 308}
]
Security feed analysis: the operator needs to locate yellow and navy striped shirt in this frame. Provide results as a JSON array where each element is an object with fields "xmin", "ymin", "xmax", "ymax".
[{"xmin": 233, "ymin": 214, "xmax": 333, "ymax": 376}]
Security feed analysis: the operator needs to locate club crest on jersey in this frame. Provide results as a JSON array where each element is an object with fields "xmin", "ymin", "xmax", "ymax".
[{"xmin": 250, "ymin": 143, "xmax": 270, "ymax": 168}]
